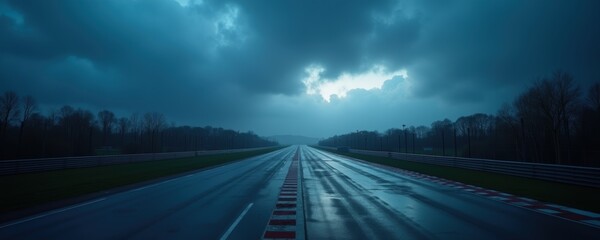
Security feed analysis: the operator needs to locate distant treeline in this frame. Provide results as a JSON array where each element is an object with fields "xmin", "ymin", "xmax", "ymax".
[
  {"xmin": 0, "ymin": 92, "xmax": 278, "ymax": 160},
  {"xmin": 319, "ymin": 71, "xmax": 600, "ymax": 167}
]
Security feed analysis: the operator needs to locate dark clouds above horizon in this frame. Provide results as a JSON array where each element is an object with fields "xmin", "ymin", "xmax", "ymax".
[{"xmin": 1, "ymin": 0, "xmax": 599, "ymax": 138}]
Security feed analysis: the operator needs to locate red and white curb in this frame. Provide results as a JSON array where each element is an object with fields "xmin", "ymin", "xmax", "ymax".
[
  {"xmin": 334, "ymin": 153, "xmax": 600, "ymax": 229},
  {"xmin": 263, "ymin": 149, "xmax": 301, "ymax": 239}
]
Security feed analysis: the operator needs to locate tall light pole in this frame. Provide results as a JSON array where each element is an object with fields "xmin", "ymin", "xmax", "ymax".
[
  {"xmin": 454, "ymin": 127, "xmax": 457, "ymax": 157},
  {"xmin": 355, "ymin": 130, "xmax": 359, "ymax": 149},
  {"xmin": 467, "ymin": 127, "xmax": 472, "ymax": 158},
  {"xmin": 412, "ymin": 131, "xmax": 416, "ymax": 153},
  {"xmin": 397, "ymin": 133, "xmax": 401, "ymax": 152},
  {"xmin": 520, "ymin": 118, "xmax": 526, "ymax": 161},
  {"xmin": 403, "ymin": 125, "xmax": 407, "ymax": 154},
  {"xmin": 442, "ymin": 129, "xmax": 446, "ymax": 156}
]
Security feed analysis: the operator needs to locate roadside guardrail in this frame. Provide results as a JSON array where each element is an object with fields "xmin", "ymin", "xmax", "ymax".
[
  {"xmin": 317, "ymin": 146, "xmax": 600, "ymax": 188},
  {"xmin": 0, "ymin": 147, "xmax": 271, "ymax": 176}
]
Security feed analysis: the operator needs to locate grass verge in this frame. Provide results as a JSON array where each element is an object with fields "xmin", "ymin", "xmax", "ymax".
[
  {"xmin": 0, "ymin": 147, "xmax": 282, "ymax": 214},
  {"xmin": 318, "ymin": 148, "xmax": 600, "ymax": 213}
]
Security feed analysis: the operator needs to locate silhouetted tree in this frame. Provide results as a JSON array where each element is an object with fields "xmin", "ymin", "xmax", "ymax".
[
  {"xmin": 117, "ymin": 117, "xmax": 130, "ymax": 146},
  {"xmin": 320, "ymin": 71, "xmax": 597, "ymax": 166},
  {"xmin": 1, "ymin": 91, "xmax": 19, "ymax": 144},
  {"xmin": 431, "ymin": 119, "xmax": 453, "ymax": 155},
  {"xmin": 495, "ymin": 103, "xmax": 523, "ymax": 160},
  {"xmin": 516, "ymin": 72, "xmax": 580, "ymax": 163},
  {"xmin": 576, "ymin": 82, "xmax": 600, "ymax": 165},
  {"xmin": 143, "ymin": 112, "xmax": 166, "ymax": 152},
  {"xmin": 18, "ymin": 95, "xmax": 37, "ymax": 154},
  {"xmin": 98, "ymin": 110, "xmax": 115, "ymax": 146}
]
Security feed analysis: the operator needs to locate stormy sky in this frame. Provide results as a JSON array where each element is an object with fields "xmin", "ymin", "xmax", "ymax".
[{"xmin": 1, "ymin": 0, "xmax": 599, "ymax": 138}]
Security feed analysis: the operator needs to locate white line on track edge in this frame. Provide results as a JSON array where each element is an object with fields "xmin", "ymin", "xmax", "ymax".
[
  {"xmin": 219, "ymin": 203, "xmax": 254, "ymax": 240},
  {"xmin": 132, "ymin": 178, "xmax": 176, "ymax": 192},
  {"xmin": 0, "ymin": 198, "xmax": 106, "ymax": 229}
]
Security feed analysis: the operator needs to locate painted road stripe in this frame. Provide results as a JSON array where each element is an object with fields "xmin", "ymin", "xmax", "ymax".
[
  {"xmin": 0, "ymin": 198, "xmax": 106, "ymax": 229},
  {"xmin": 271, "ymin": 214, "xmax": 296, "ymax": 220},
  {"xmin": 276, "ymin": 203, "xmax": 296, "ymax": 209},
  {"xmin": 263, "ymin": 148, "xmax": 301, "ymax": 239},
  {"xmin": 269, "ymin": 219, "xmax": 296, "ymax": 225},
  {"xmin": 219, "ymin": 202, "xmax": 254, "ymax": 240},
  {"xmin": 264, "ymin": 231, "xmax": 295, "ymax": 238},
  {"xmin": 555, "ymin": 206, "xmax": 600, "ymax": 218},
  {"xmin": 558, "ymin": 212, "xmax": 588, "ymax": 221},
  {"xmin": 583, "ymin": 220, "xmax": 600, "ymax": 227},
  {"xmin": 131, "ymin": 178, "xmax": 177, "ymax": 192},
  {"xmin": 273, "ymin": 210, "xmax": 296, "ymax": 215},
  {"xmin": 538, "ymin": 209, "xmax": 561, "ymax": 214}
]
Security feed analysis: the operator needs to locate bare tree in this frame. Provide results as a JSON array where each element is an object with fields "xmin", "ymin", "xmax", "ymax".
[
  {"xmin": 129, "ymin": 113, "xmax": 141, "ymax": 145},
  {"xmin": 20, "ymin": 96, "xmax": 37, "ymax": 124},
  {"xmin": 98, "ymin": 110, "xmax": 115, "ymax": 146},
  {"xmin": 1, "ymin": 91, "xmax": 20, "ymax": 145},
  {"xmin": 59, "ymin": 105, "xmax": 75, "ymax": 141},
  {"xmin": 414, "ymin": 126, "xmax": 430, "ymax": 139},
  {"xmin": 143, "ymin": 112, "xmax": 166, "ymax": 152},
  {"xmin": 496, "ymin": 103, "xmax": 524, "ymax": 160},
  {"xmin": 117, "ymin": 117, "xmax": 130, "ymax": 146},
  {"xmin": 431, "ymin": 119, "xmax": 453, "ymax": 155},
  {"xmin": 18, "ymin": 95, "xmax": 37, "ymax": 154},
  {"xmin": 497, "ymin": 103, "xmax": 517, "ymax": 126},
  {"xmin": 516, "ymin": 71, "xmax": 580, "ymax": 164},
  {"xmin": 73, "ymin": 109, "xmax": 95, "ymax": 155}
]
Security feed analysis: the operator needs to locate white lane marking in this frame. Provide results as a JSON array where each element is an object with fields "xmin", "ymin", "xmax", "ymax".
[
  {"xmin": 0, "ymin": 198, "xmax": 106, "ymax": 229},
  {"xmin": 132, "ymin": 186, "xmax": 151, "ymax": 192},
  {"xmin": 559, "ymin": 207, "xmax": 600, "ymax": 218},
  {"xmin": 538, "ymin": 208, "xmax": 561, "ymax": 214},
  {"xmin": 132, "ymin": 178, "xmax": 176, "ymax": 192},
  {"xmin": 219, "ymin": 203, "xmax": 254, "ymax": 240},
  {"xmin": 583, "ymin": 220, "xmax": 600, "ymax": 227}
]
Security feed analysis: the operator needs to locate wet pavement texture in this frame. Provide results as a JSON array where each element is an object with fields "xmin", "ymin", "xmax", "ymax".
[
  {"xmin": 301, "ymin": 146, "xmax": 599, "ymax": 239},
  {"xmin": 0, "ymin": 147, "xmax": 297, "ymax": 240},
  {"xmin": 1, "ymin": 145, "xmax": 599, "ymax": 239}
]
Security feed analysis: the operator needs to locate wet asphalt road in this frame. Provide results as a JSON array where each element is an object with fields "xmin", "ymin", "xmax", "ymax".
[
  {"xmin": 1, "ymin": 145, "xmax": 599, "ymax": 239},
  {"xmin": 0, "ymin": 147, "xmax": 297, "ymax": 240},
  {"xmin": 300, "ymin": 146, "xmax": 599, "ymax": 239}
]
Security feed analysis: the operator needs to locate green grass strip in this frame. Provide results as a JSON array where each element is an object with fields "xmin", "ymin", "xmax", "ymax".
[
  {"xmin": 318, "ymin": 148, "xmax": 600, "ymax": 213},
  {"xmin": 0, "ymin": 147, "xmax": 282, "ymax": 213}
]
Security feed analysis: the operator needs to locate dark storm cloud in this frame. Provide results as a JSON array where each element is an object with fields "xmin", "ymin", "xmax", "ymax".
[
  {"xmin": 1, "ymin": 0, "xmax": 598, "ymax": 137},
  {"xmin": 1, "ymin": 0, "xmax": 221, "ymax": 116},
  {"xmin": 406, "ymin": 1, "xmax": 600, "ymax": 102},
  {"xmin": 207, "ymin": 0, "xmax": 404, "ymax": 93}
]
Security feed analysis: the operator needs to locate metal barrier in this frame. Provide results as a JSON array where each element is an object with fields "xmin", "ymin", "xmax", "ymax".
[
  {"xmin": 0, "ymin": 147, "xmax": 271, "ymax": 176},
  {"xmin": 317, "ymin": 146, "xmax": 600, "ymax": 188}
]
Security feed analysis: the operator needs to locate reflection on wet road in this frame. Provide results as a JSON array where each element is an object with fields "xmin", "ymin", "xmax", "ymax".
[
  {"xmin": 301, "ymin": 146, "xmax": 599, "ymax": 239},
  {"xmin": 1, "ymin": 145, "xmax": 598, "ymax": 239},
  {"xmin": 0, "ymin": 147, "xmax": 297, "ymax": 240}
]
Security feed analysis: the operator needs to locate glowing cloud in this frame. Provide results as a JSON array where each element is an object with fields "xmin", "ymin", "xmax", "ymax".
[
  {"xmin": 173, "ymin": 0, "xmax": 204, "ymax": 7},
  {"xmin": 303, "ymin": 65, "xmax": 408, "ymax": 102}
]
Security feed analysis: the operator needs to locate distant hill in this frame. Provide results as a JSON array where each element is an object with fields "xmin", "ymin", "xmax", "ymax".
[{"xmin": 270, "ymin": 135, "xmax": 320, "ymax": 145}]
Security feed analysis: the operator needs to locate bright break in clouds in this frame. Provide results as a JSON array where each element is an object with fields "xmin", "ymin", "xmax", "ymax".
[{"xmin": 1, "ymin": 0, "xmax": 598, "ymax": 137}]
